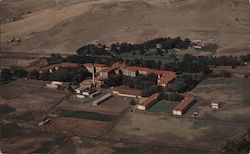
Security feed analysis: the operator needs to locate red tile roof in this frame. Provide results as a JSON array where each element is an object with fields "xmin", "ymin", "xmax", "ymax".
[
  {"xmin": 157, "ymin": 73, "xmax": 177, "ymax": 85},
  {"xmin": 100, "ymin": 63, "xmax": 125, "ymax": 73},
  {"xmin": 140, "ymin": 93, "xmax": 160, "ymax": 107},
  {"xmin": 112, "ymin": 62, "xmax": 126, "ymax": 68},
  {"xmin": 101, "ymin": 67, "xmax": 116, "ymax": 73},
  {"xmin": 125, "ymin": 66, "xmax": 174, "ymax": 76},
  {"xmin": 173, "ymin": 93, "xmax": 195, "ymax": 112},
  {"xmin": 83, "ymin": 63, "xmax": 106, "ymax": 68}
]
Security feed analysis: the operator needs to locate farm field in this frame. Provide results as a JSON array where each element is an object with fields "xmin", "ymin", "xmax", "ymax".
[
  {"xmin": 63, "ymin": 95, "xmax": 130, "ymax": 115},
  {"xmin": 0, "ymin": 79, "xmax": 71, "ymax": 153},
  {"xmin": 45, "ymin": 95, "xmax": 131, "ymax": 138},
  {"xmin": 189, "ymin": 78, "xmax": 250, "ymax": 123},
  {"xmin": 0, "ymin": 121, "xmax": 68, "ymax": 154},
  {"xmin": 0, "ymin": 80, "xmax": 69, "ymax": 122}
]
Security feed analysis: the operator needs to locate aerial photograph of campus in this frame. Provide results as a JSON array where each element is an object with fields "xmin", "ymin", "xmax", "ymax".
[{"xmin": 0, "ymin": 0, "xmax": 250, "ymax": 153}]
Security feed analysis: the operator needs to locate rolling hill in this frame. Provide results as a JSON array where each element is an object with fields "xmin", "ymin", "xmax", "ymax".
[{"xmin": 1, "ymin": 0, "xmax": 250, "ymax": 55}]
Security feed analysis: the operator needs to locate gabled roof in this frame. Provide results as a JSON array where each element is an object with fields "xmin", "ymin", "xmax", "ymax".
[
  {"xmin": 83, "ymin": 63, "xmax": 106, "ymax": 68},
  {"xmin": 101, "ymin": 67, "xmax": 116, "ymax": 73},
  {"xmin": 158, "ymin": 73, "xmax": 177, "ymax": 85},
  {"xmin": 173, "ymin": 93, "xmax": 194, "ymax": 112},
  {"xmin": 140, "ymin": 93, "xmax": 160, "ymax": 106}
]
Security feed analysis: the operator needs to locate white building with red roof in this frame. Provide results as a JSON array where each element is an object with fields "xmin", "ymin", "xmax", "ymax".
[{"xmin": 172, "ymin": 93, "xmax": 196, "ymax": 116}]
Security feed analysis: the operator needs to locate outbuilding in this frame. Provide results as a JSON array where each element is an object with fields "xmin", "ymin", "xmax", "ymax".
[
  {"xmin": 172, "ymin": 94, "xmax": 196, "ymax": 116},
  {"xmin": 211, "ymin": 102, "xmax": 221, "ymax": 109},
  {"xmin": 137, "ymin": 93, "xmax": 160, "ymax": 110}
]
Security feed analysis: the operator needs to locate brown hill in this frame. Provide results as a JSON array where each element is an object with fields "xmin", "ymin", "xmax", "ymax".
[{"xmin": 1, "ymin": 0, "xmax": 250, "ymax": 55}]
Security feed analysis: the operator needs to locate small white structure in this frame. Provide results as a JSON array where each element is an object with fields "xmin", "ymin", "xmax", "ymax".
[
  {"xmin": 51, "ymin": 81, "xmax": 63, "ymax": 85},
  {"xmin": 211, "ymin": 102, "xmax": 221, "ymax": 109},
  {"xmin": 46, "ymin": 83, "xmax": 58, "ymax": 89},
  {"xmin": 76, "ymin": 94, "xmax": 85, "ymax": 99},
  {"xmin": 82, "ymin": 89, "xmax": 99, "ymax": 98},
  {"xmin": 75, "ymin": 86, "xmax": 88, "ymax": 94},
  {"xmin": 46, "ymin": 81, "xmax": 63, "ymax": 89}
]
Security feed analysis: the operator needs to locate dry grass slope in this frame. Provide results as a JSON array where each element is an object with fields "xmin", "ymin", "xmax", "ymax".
[{"xmin": 1, "ymin": 0, "xmax": 250, "ymax": 55}]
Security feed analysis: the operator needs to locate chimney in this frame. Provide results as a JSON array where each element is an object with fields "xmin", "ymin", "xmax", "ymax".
[{"xmin": 92, "ymin": 64, "xmax": 96, "ymax": 87}]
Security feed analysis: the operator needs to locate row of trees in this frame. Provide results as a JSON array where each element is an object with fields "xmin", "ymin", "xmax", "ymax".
[
  {"xmin": 110, "ymin": 37, "xmax": 191, "ymax": 54},
  {"xmin": 121, "ymin": 53, "xmax": 250, "ymax": 74},
  {"xmin": 103, "ymin": 73, "xmax": 160, "ymax": 97},
  {"xmin": 103, "ymin": 73, "xmax": 200, "ymax": 97},
  {"xmin": 160, "ymin": 92, "xmax": 184, "ymax": 102},
  {"xmin": 75, "ymin": 37, "xmax": 191, "ymax": 56},
  {"xmin": 76, "ymin": 44, "xmax": 109, "ymax": 55},
  {"xmin": 166, "ymin": 74, "xmax": 199, "ymax": 93},
  {"xmin": 1, "ymin": 66, "xmax": 91, "ymax": 84},
  {"xmin": 122, "ymin": 57, "xmax": 211, "ymax": 74},
  {"xmin": 0, "ymin": 67, "xmax": 28, "ymax": 81},
  {"xmin": 240, "ymin": 54, "xmax": 250, "ymax": 62},
  {"xmin": 103, "ymin": 73, "xmax": 158, "ymax": 89},
  {"xmin": 37, "ymin": 67, "xmax": 91, "ymax": 83},
  {"xmin": 47, "ymin": 53, "xmax": 114, "ymax": 66}
]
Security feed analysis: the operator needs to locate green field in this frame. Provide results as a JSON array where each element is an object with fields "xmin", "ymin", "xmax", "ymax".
[{"xmin": 148, "ymin": 100, "xmax": 179, "ymax": 113}]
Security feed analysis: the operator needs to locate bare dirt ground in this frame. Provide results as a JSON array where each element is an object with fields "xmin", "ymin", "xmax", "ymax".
[
  {"xmin": 1, "ymin": 0, "xmax": 250, "ymax": 55},
  {"xmin": 0, "ymin": 79, "xmax": 71, "ymax": 153},
  {"xmin": 55, "ymin": 136, "xmax": 208, "ymax": 154},
  {"xmin": 189, "ymin": 78, "xmax": 250, "ymax": 123},
  {"xmin": 108, "ymin": 111, "xmax": 250, "ymax": 151},
  {"xmin": 44, "ymin": 95, "xmax": 130, "ymax": 138},
  {"xmin": 63, "ymin": 95, "xmax": 130, "ymax": 114},
  {"xmin": 0, "ymin": 79, "xmax": 69, "ymax": 121}
]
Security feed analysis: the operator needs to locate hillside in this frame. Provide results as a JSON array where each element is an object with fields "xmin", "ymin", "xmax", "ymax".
[{"xmin": 1, "ymin": 0, "xmax": 250, "ymax": 55}]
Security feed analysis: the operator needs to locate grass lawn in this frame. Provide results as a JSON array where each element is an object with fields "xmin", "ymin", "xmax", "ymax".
[{"xmin": 148, "ymin": 100, "xmax": 179, "ymax": 113}]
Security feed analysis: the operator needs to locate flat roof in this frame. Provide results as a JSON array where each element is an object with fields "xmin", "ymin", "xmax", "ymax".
[{"xmin": 112, "ymin": 86, "xmax": 142, "ymax": 96}]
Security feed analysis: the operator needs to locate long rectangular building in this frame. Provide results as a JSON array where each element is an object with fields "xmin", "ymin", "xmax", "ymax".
[
  {"xmin": 92, "ymin": 93, "xmax": 112, "ymax": 106},
  {"xmin": 137, "ymin": 93, "xmax": 160, "ymax": 110},
  {"xmin": 172, "ymin": 94, "xmax": 196, "ymax": 116},
  {"xmin": 112, "ymin": 87, "xmax": 142, "ymax": 98}
]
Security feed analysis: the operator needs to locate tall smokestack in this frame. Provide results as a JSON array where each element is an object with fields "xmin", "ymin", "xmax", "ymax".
[{"xmin": 92, "ymin": 64, "xmax": 96, "ymax": 87}]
